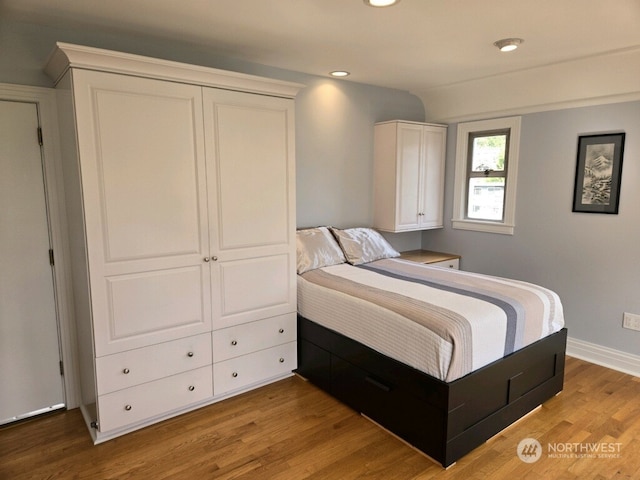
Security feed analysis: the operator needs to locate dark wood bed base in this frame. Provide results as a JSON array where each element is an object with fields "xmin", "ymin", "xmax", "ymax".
[{"xmin": 296, "ymin": 314, "xmax": 567, "ymax": 467}]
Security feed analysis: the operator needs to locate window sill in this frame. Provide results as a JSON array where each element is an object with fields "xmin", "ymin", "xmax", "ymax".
[{"xmin": 451, "ymin": 219, "xmax": 514, "ymax": 235}]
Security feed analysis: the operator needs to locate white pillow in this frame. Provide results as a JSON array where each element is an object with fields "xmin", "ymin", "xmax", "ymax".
[
  {"xmin": 296, "ymin": 227, "xmax": 346, "ymax": 274},
  {"xmin": 330, "ymin": 227, "xmax": 400, "ymax": 265}
]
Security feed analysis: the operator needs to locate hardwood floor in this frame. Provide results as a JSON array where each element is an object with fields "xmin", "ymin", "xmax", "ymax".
[{"xmin": 1, "ymin": 356, "xmax": 639, "ymax": 480}]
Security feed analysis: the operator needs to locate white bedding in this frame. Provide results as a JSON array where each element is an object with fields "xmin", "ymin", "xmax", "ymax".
[{"xmin": 297, "ymin": 259, "xmax": 564, "ymax": 382}]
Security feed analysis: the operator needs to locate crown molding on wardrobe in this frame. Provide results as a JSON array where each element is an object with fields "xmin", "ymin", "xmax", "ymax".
[{"xmin": 44, "ymin": 42, "xmax": 305, "ymax": 98}]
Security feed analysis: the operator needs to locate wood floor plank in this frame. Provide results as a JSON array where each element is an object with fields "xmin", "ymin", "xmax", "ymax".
[{"xmin": 1, "ymin": 357, "xmax": 638, "ymax": 480}]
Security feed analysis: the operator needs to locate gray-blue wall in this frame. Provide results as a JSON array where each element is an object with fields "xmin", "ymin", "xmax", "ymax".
[
  {"xmin": 0, "ymin": 18, "xmax": 424, "ymax": 251},
  {"xmin": 424, "ymin": 101, "xmax": 640, "ymax": 356},
  {"xmin": 4, "ymin": 17, "xmax": 638, "ymax": 356}
]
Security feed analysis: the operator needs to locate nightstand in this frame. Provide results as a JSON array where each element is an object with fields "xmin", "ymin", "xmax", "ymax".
[{"xmin": 399, "ymin": 249, "xmax": 460, "ymax": 269}]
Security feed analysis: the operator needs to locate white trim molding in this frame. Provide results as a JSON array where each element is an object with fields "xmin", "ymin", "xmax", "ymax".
[
  {"xmin": 45, "ymin": 43, "xmax": 304, "ymax": 98},
  {"xmin": 418, "ymin": 46, "xmax": 640, "ymax": 124},
  {"xmin": 0, "ymin": 82, "xmax": 80, "ymax": 408},
  {"xmin": 452, "ymin": 116, "xmax": 521, "ymax": 235},
  {"xmin": 566, "ymin": 336, "xmax": 640, "ymax": 378}
]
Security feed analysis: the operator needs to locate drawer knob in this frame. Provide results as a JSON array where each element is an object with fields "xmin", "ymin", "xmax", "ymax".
[
  {"xmin": 232, "ymin": 372, "xmax": 238, "ymax": 378},
  {"xmin": 123, "ymin": 368, "xmax": 130, "ymax": 374},
  {"xmin": 187, "ymin": 351, "xmax": 194, "ymax": 357},
  {"xmin": 278, "ymin": 328, "xmax": 284, "ymax": 334},
  {"xmin": 124, "ymin": 405, "xmax": 132, "ymax": 411},
  {"xmin": 231, "ymin": 340, "xmax": 238, "ymax": 346},
  {"xmin": 188, "ymin": 385, "xmax": 195, "ymax": 391},
  {"xmin": 279, "ymin": 357, "xmax": 285, "ymax": 363}
]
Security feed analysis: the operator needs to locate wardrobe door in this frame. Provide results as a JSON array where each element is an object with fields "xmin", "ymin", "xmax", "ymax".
[
  {"xmin": 71, "ymin": 70, "xmax": 212, "ymax": 356},
  {"xmin": 203, "ymin": 88, "xmax": 296, "ymax": 329},
  {"xmin": 418, "ymin": 125, "xmax": 446, "ymax": 229}
]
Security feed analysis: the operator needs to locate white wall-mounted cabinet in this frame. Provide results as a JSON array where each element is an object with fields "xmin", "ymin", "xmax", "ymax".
[
  {"xmin": 46, "ymin": 43, "xmax": 300, "ymax": 442},
  {"xmin": 373, "ymin": 121, "xmax": 447, "ymax": 232}
]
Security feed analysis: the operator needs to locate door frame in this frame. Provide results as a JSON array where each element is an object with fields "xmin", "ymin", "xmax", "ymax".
[{"xmin": 0, "ymin": 83, "xmax": 79, "ymax": 409}]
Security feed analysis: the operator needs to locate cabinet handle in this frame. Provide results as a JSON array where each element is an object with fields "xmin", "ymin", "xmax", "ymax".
[
  {"xmin": 187, "ymin": 351, "xmax": 194, "ymax": 357},
  {"xmin": 212, "ymin": 256, "xmax": 218, "ymax": 261},
  {"xmin": 279, "ymin": 357, "xmax": 285, "ymax": 363},
  {"xmin": 278, "ymin": 328, "xmax": 284, "ymax": 334},
  {"xmin": 124, "ymin": 405, "xmax": 132, "ymax": 411},
  {"xmin": 231, "ymin": 340, "xmax": 238, "ymax": 346},
  {"xmin": 232, "ymin": 372, "xmax": 238, "ymax": 378},
  {"xmin": 123, "ymin": 368, "xmax": 130, "ymax": 374},
  {"xmin": 204, "ymin": 257, "xmax": 210, "ymax": 262},
  {"xmin": 188, "ymin": 385, "xmax": 195, "ymax": 391}
]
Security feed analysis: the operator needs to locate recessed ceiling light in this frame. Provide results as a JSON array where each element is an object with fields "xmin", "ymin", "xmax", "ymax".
[
  {"xmin": 493, "ymin": 38, "xmax": 523, "ymax": 52},
  {"xmin": 364, "ymin": 0, "xmax": 400, "ymax": 7},
  {"xmin": 330, "ymin": 71, "xmax": 350, "ymax": 77}
]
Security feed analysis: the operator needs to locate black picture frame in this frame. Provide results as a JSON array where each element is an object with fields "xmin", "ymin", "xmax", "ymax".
[{"xmin": 572, "ymin": 132, "xmax": 625, "ymax": 214}]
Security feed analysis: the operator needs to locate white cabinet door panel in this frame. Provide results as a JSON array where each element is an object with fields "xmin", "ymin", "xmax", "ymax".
[
  {"xmin": 71, "ymin": 70, "xmax": 211, "ymax": 355},
  {"xmin": 93, "ymin": 92, "xmax": 203, "ymax": 262},
  {"xmin": 204, "ymin": 89, "xmax": 294, "ymax": 252},
  {"xmin": 420, "ymin": 127, "xmax": 446, "ymax": 229},
  {"xmin": 215, "ymin": 254, "xmax": 293, "ymax": 329},
  {"xmin": 396, "ymin": 124, "xmax": 423, "ymax": 230},
  {"xmin": 204, "ymin": 88, "xmax": 296, "ymax": 330},
  {"xmin": 99, "ymin": 266, "xmax": 209, "ymax": 355}
]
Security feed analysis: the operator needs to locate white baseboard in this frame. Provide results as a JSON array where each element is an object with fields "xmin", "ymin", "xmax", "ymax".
[{"xmin": 566, "ymin": 337, "xmax": 640, "ymax": 378}]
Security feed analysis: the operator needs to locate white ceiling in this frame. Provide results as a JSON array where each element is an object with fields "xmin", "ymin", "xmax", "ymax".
[{"xmin": 2, "ymin": 0, "xmax": 640, "ymax": 119}]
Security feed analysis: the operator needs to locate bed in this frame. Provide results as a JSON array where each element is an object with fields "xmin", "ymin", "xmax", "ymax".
[{"xmin": 294, "ymin": 227, "xmax": 567, "ymax": 467}]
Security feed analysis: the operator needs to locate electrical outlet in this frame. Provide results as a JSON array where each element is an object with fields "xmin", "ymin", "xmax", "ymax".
[{"xmin": 622, "ymin": 312, "xmax": 640, "ymax": 331}]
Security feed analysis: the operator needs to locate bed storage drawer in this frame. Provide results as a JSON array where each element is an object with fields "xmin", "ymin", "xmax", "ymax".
[
  {"xmin": 297, "ymin": 338, "xmax": 332, "ymax": 392},
  {"xmin": 331, "ymin": 356, "xmax": 445, "ymax": 460}
]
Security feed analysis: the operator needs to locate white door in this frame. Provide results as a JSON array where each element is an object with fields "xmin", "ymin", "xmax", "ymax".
[
  {"xmin": 70, "ymin": 70, "xmax": 212, "ymax": 356},
  {"xmin": 0, "ymin": 100, "xmax": 65, "ymax": 424},
  {"xmin": 396, "ymin": 123, "xmax": 423, "ymax": 230},
  {"xmin": 203, "ymin": 88, "xmax": 296, "ymax": 329}
]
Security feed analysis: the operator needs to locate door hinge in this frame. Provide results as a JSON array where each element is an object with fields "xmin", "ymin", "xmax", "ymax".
[
  {"xmin": 59, "ymin": 361, "xmax": 64, "ymax": 375},
  {"xmin": 37, "ymin": 127, "xmax": 43, "ymax": 146},
  {"xmin": 49, "ymin": 249, "xmax": 55, "ymax": 266}
]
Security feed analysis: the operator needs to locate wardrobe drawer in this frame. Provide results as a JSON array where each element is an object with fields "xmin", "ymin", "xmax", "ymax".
[
  {"xmin": 212, "ymin": 313, "xmax": 296, "ymax": 362},
  {"xmin": 214, "ymin": 342, "xmax": 296, "ymax": 395},
  {"xmin": 96, "ymin": 333, "xmax": 212, "ymax": 394},
  {"xmin": 97, "ymin": 366, "xmax": 213, "ymax": 433}
]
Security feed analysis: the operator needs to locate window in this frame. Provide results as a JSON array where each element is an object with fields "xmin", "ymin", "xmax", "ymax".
[{"xmin": 452, "ymin": 117, "xmax": 521, "ymax": 235}]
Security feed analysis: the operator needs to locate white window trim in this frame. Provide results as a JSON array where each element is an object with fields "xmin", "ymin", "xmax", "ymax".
[{"xmin": 452, "ymin": 116, "xmax": 521, "ymax": 235}]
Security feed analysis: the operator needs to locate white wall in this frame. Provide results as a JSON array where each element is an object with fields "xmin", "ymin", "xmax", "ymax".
[{"xmin": 423, "ymin": 100, "xmax": 640, "ymax": 357}]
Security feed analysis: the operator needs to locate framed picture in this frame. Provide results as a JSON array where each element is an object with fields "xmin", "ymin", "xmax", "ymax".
[{"xmin": 572, "ymin": 132, "xmax": 625, "ymax": 214}]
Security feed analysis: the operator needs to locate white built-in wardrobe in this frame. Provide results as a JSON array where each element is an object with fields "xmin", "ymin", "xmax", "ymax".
[{"xmin": 45, "ymin": 43, "xmax": 300, "ymax": 442}]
